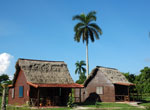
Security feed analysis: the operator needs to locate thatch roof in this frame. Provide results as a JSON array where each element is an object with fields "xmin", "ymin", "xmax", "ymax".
[
  {"xmin": 12, "ymin": 58, "xmax": 74, "ymax": 86},
  {"xmin": 84, "ymin": 66, "xmax": 133, "ymax": 87}
]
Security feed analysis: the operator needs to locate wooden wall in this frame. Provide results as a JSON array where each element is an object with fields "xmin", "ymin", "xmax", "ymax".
[
  {"xmin": 75, "ymin": 69, "xmax": 115, "ymax": 102},
  {"xmin": 8, "ymin": 70, "xmax": 30, "ymax": 105}
]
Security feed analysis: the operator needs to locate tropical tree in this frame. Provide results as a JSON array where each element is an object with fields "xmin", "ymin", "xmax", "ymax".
[
  {"xmin": 73, "ymin": 11, "xmax": 102, "ymax": 77},
  {"xmin": 122, "ymin": 72, "xmax": 136, "ymax": 83},
  {"xmin": 135, "ymin": 67, "xmax": 150, "ymax": 94},
  {"xmin": 75, "ymin": 60, "xmax": 86, "ymax": 84},
  {"xmin": 75, "ymin": 60, "xmax": 86, "ymax": 75},
  {"xmin": 0, "ymin": 74, "xmax": 12, "ymax": 96}
]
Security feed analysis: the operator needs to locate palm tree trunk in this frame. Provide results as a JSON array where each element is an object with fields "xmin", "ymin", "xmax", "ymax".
[
  {"xmin": 86, "ymin": 41, "xmax": 89, "ymax": 78},
  {"xmin": 1, "ymin": 84, "xmax": 6, "ymax": 110}
]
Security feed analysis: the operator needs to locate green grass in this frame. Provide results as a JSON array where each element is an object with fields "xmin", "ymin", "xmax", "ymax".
[
  {"xmin": 75, "ymin": 102, "xmax": 145, "ymax": 110},
  {"xmin": 6, "ymin": 106, "xmax": 70, "ymax": 110},
  {"xmin": 0, "ymin": 96, "xmax": 147, "ymax": 110},
  {"xmin": 5, "ymin": 102, "xmax": 146, "ymax": 110},
  {"xmin": 140, "ymin": 103, "xmax": 150, "ymax": 107}
]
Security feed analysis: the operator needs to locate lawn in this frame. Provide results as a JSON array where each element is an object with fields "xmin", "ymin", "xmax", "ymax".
[
  {"xmin": 0, "ymin": 96, "xmax": 149, "ymax": 110},
  {"xmin": 78, "ymin": 102, "xmax": 146, "ymax": 110},
  {"xmin": 6, "ymin": 102, "xmax": 146, "ymax": 110}
]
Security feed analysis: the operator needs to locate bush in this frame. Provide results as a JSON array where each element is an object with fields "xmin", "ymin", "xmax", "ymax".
[{"xmin": 67, "ymin": 93, "xmax": 74, "ymax": 108}]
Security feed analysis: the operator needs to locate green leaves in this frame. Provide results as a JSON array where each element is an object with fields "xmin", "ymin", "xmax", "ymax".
[
  {"xmin": 75, "ymin": 60, "xmax": 86, "ymax": 84},
  {"xmin": 123, "ymin": 67, "xmax": 150, "ymax": 94},
  {"xmin": 72, "ymin": 11, "xmax": 102, "ymax": 44}
]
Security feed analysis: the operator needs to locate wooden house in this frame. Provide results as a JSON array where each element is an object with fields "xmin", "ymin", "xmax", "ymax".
[
  {"xmin": 74, "ymin": 66, "xmax": 134, "ymax": 103},
  {"xmin": 8, "ymin": 58, "xmax": 83, "ymax": 106}
]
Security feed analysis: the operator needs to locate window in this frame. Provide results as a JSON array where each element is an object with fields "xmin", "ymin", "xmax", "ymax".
[
  {"xmin": 12, "ymin": 88, "xmax": 15, "ymax": 98},
  {"xmin": 96, "ymin": 87, "xmax": 103, "ymax": 95},
  {"xmin": 19, "ymin": 86, "xmax": 24, "ymax": 97}
]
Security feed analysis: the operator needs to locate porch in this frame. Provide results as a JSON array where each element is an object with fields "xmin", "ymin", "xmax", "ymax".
[
  {"xmin": 29, "ymin": 86, "xmax": 71, "ymax": 106},
  {"xmin": 114, "ymin": 83, "xmax": 135, "ymax": 102},
  {"xmin": 27, "ymin": 83, "xmax": 84, "ymax": 107}
]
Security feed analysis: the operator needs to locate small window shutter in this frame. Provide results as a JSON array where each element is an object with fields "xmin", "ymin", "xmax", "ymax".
[
  {"xmin": 96, "ymin": 87, "xmax": 103, "ymax": 94},
  {"xmin": 12, "ymin": 88, "xmax": 15, "ymax": 98},
  {"xmin": 96, "ymin": 87, "xmax": 99, "ymax": 94},
  {"xmin": 19, "ymin": 86, "xmax": 24, "ymax": 97}
]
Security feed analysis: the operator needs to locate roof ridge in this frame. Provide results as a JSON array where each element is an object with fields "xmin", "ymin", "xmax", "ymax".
[
  {"xmin": 96, "ymin": 66, "xmax": 118, "ymax": 70},
  {"xmin": 18, "ymin": 58, "xmax": 64, "ymax": 63}
]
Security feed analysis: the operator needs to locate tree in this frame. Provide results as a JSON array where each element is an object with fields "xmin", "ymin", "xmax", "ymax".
[
  {"xmin": 0, "ymin": 74, "xmax": 9, "ymax": 83},
  {"xmin": 122, "ymin": 72, "xmax": 136, "ymax": 83},
  {"xmin": 73, "ymin": 11, "xmax": 102, "ymax": 78},
  {"xmin": 1, "ymin": 83, "xmax": 7, "ymax": 110},
  {"xmin": 135, "ymin": 67, "xmax": 150, "ymax": 94},
  {"xmin": 75, "ymin": 60, "xmax": 86, "ymax": 84},
  {"xmin": 0, "ymin": 74, "xmax": 12, "ymax": 96}
]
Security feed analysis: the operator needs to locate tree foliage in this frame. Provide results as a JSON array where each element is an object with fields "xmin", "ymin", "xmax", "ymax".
[
  {"xmin": 75, "ymin": 60, "xmax": 86, "ymax": 84},
  {"xmin": 122, "ymin": 72, "xmax": 136, "ymax": 83},
  {"xmin": 0, "ymin": 74, "xmax": 12, "ymax": 96},
  {"xmin": 122, "ymin": 67, "xmax": 150, "ymax": 94},
  {"xmin": 135, "ymin": 67, "xmax": 150, "ymax": 94},
  {"xmin": 72, "ymin": 11, "xmax": 102, "ymax": 44}
]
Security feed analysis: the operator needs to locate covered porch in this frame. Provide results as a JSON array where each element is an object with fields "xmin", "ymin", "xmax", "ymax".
[
  {"xmin": 114, "ymin": 82, "xmax": 135, "ymax": 102},
  {"xmin": 27, "ymin": 82, "xmax": 83, "ymax": 107}
]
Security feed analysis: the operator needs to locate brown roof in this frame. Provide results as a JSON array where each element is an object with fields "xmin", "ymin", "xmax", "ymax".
[
  {"xmin": 27, "ymin": 82, "xmax": 84, "ymax": 88},
  {"xmin": 84, "ymin": 66, "xmax": 134, "ymax": 87},
  {"xmin": 114, "ymin": 82, "xmax": 135, "ymax": 86},
  {"xmin": 12, "ymin": 58, "xmax": 74, "ymax": 86}
]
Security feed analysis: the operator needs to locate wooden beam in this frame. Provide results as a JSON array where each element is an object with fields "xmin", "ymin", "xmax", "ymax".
[
  {"xmin": 128, "ymin": 86, "xmax": 130, "ymax": 101},
  {"xmin": 79, "ymin": 88, "xmax": 81, "ymax": 103},
  {"xmin": 37, "ymin": 88, "xmax": 40, "ymax": 108}
]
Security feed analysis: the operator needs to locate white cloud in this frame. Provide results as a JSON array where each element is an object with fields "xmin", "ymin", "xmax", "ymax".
[{"xmin": 0, "ymin": 53, "xmax": 13, "ymax": 75}]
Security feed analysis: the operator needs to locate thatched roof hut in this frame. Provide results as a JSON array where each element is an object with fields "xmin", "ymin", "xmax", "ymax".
[
  {"xmin": 8, "ymin": 58, "xmax": 83, "ymax": 106},
  {"xmin": 12, "ymin": 58, "xmax": 76, "ymax": 86},
  {"xmin": 84, "ymin": 66, "xmax": 133, "ymax": 87},
  {"xmin": 74, "ymin": 66, "xmax": 134, "ymax": 103}
]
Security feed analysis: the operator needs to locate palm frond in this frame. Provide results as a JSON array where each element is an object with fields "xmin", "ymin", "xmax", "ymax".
[
  {"xmin": 75, "ymin": 69, "xmax": 78, "ymax": 74},
  {"xmin": 89, "ymin": 23, "xmax": 102, "ymax": 35},
  {"xmin": 88, "ymin": 28, "xmax": 95, "ymax": 42},
  {"xmin": 90, "ymin": 28, "xmax": 99, "ymax": 40},
  {"xmin": 81, "ymin": 67, "xmax": 86, "ymax": 73},
  {"xmin": 74, "ymin": 28, "xmax": 84, "ymax": 42},
  {"xmin": 82, "ymin": 28, "xmax": 89, "ymax": 43},
  {"xmin": 80, "ymin": 60, "xmax": 86, "ymax": 65},
  {"xmin": 86, "ymin": 11, "xmax": 97, "ymax": 23},
  {"xmin": 72, "ymin": 14, "xmax": 86, "ymax": 23},
  {"xmin": 74, "ymin": 22, "xmax": 85, "ymax": 32}
]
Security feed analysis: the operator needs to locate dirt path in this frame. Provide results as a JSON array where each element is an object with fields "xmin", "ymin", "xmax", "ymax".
[
  {"xmin": 117, "ymin": 102, "xmax": 145, "ymax": 109},
  {"xmin": 72, "ymin": 107, "xmax": 121, "ymax": 110}
]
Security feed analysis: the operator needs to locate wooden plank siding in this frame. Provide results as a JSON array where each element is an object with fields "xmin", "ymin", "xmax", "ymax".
[
  {"xmin": 74, "ymin": 69, "xmax": 115, "ymax": 102},
  {"xmin": 8, "ymin": 70, "xmax": 30, "ymax": 105}
]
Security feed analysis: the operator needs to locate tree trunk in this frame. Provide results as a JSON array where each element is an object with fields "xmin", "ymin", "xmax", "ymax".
[
  {"xmin": 86, "ymin": 41, "xmax": 89, "ymax": 78},
  {"xmin": 1, "ymin": 84, "xmax": 6, "ymax": 110}
]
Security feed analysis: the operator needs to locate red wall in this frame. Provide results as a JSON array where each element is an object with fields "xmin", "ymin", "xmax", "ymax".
[{"xmin": 8, "ymin": 70, "xmax": 30, "ymax": 105}]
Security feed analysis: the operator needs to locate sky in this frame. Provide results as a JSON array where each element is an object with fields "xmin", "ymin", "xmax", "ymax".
[{"xmin": 0, "ymin": 0, "xmax": 150, "ymax": 81}]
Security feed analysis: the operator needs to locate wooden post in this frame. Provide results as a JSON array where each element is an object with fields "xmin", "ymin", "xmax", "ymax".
[
  {"xmin": 79, "ymin": 88, "xmax": 81, "ymax": 103},
  {"xmin": 37, "ymin": 88, "xmax": 40, "ymax": 108},
  {"xmin": 1, "ymin": 83, "xmax": 7, "ymax": 110},
  {"xmin": 71, "ymin": 88, "xmax": 72, "ymax": 97},
  {"xmin": 128, "ymin": 86, "xmax": 130, "ymax": 101}
]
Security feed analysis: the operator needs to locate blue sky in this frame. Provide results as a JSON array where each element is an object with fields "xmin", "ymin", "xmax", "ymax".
[{"xmin": 0, "ymin": 0, "xmax": 150, "ymax": 81}]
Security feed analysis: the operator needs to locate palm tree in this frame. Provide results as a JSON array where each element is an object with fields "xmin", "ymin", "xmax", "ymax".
[
  {"xmin": 75, "ymin": 60, "xmax": 86, "ymax": 84},
  {"xmin": 73, "ymin": 11, "xmax": 102, "ymax": 78},
  {"xmin": 75, "ymin": 60, "xmax": 86, "ymax": 76}
]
